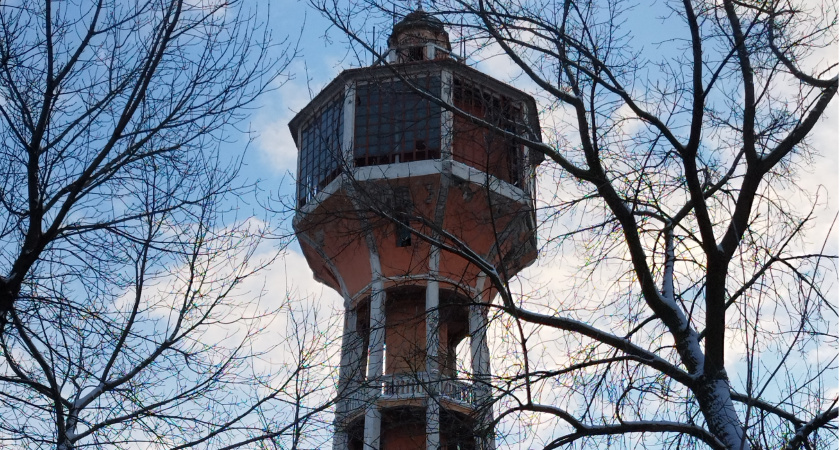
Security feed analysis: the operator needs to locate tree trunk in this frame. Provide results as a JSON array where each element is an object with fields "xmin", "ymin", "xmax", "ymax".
[{"xmin": 693, "ymin": 371, "xmax": 745, "ymax": 449}]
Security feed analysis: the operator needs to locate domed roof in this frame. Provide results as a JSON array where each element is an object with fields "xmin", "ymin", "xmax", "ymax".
[
  {"xmin": 392, "ymin": 10, "xmax": 445, "ymax": 35},
  {"xmin": 388, "ymin": 9, "xmax": 450, "ymax": 52}
]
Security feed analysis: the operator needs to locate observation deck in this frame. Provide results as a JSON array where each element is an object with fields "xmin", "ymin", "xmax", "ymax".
[{"xmin": 345, "ymin": 372, "xmax": 476, "ymax": 417}]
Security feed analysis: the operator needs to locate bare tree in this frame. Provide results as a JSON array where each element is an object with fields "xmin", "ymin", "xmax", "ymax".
[
  {"xmin": 309, "ymin": 0, "xmax": 838, "ymax": 448},
  {"xmin": 0, "ymin": 1, "xmax": 338, "ymax": 448}
]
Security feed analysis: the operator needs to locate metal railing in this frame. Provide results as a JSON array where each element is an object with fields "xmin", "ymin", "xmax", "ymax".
[
  {"xmin": 342, "ymin": 372, "xmax": 476, "ymax": 414},
  {"xmin": 382, "ymin": 372, "xmax": 431, "ymax": 398},
  {"xmin": 441, "ymin": 378, "xmax": 475, "ymax": 404}
]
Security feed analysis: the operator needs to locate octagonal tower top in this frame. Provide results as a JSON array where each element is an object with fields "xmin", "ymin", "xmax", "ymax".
[{"xmin": 289, "ymin": 6, "xmax": 543, "ymax": 302}]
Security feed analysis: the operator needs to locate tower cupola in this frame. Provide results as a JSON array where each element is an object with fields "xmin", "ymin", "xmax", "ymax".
[{"xmin": 387, "ymin": 10, "xmax": 451, "ymax": 62}]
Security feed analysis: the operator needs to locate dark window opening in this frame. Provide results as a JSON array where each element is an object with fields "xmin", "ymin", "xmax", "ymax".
[
  {"xmin": 396, "ymin": 223, "xmax": 412, "ymax": 247},
  {"xmin": 407, "ymin": 46, "xmax": 424, "ymax": 61}
]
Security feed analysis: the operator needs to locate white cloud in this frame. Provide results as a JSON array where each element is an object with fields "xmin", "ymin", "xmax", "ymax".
[{"xmin": 252, "ymin": 73, "xmax": 314, "ymax": 174}]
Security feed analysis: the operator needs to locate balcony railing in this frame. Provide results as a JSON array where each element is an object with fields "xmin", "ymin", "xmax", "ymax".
[
  {"xmin": 342, "ymin": 372, "xmax": 476, "ymax": 415},
  {"xmin": 441, "ymin": 377, "xmax": 475, "ymax": 404},
  {"xmin": 382, "ymin": 372, "xmax": 430, "ymax": 398}
]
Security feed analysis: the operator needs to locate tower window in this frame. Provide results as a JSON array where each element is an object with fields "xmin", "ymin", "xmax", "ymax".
[
  {"xmin": 452, "ymin": 76, "xmax": 527, "ymax": 187},
  {"xmin": 297, "ymin": 94, "xmax": 344, "ymax": 207},
  {"xmin": 354, "ymin": 77, "xmax": 441, "ymax": 167},
  {"xmin": 407, "ymin": 46, "xmax": 424, "ymax": 61},
  {"xmin": 396, "ymin": 223, "xmax": 412, "ymax": 247}
]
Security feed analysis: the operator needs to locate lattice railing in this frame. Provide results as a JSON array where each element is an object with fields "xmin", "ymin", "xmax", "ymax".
[{"xmin": 342, "ymin": 372, "xmax": 476, "ymax": 414}]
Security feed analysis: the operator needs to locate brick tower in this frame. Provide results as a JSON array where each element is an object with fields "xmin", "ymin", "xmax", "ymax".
[{"xmin": 289, "ymin": 10, "xmax": 541, "ymax": 450}]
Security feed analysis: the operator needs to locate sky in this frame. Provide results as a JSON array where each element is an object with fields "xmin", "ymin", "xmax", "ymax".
[{"xmin": 224, "ymin": 0, "xmax": 839, "ymax": 447}]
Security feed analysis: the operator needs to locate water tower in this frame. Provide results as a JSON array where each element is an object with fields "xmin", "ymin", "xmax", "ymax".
[{"xmin": 289, "ymin": 10, "xmax": 541, "ymax": 450}]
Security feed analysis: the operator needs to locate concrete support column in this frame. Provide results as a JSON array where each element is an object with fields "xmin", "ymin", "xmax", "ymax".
[
  {"xmin": 470, "ymin": 274, "xmax": 494, "ymax": 450},
  {"xmin": 425, "ymin": 246, "xmax": 441, "ymax": 450},
  {"xmin": 334, "ymin": 303, "xmax": 362, "ymax": 450},
  {"xmin": 425, "ymin": 42, "xmax": 435, "ymax": 60},
  {"xmin": 342, "ymin": 82, "xmax": 356, "ymax": 168},
  {"xmin": 363, "ymin": 280, "xmax": 386, "ymax": 450},
  {"xmin": 440, "ymin": 70, "xmax": 453, "ymax": 160}
]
